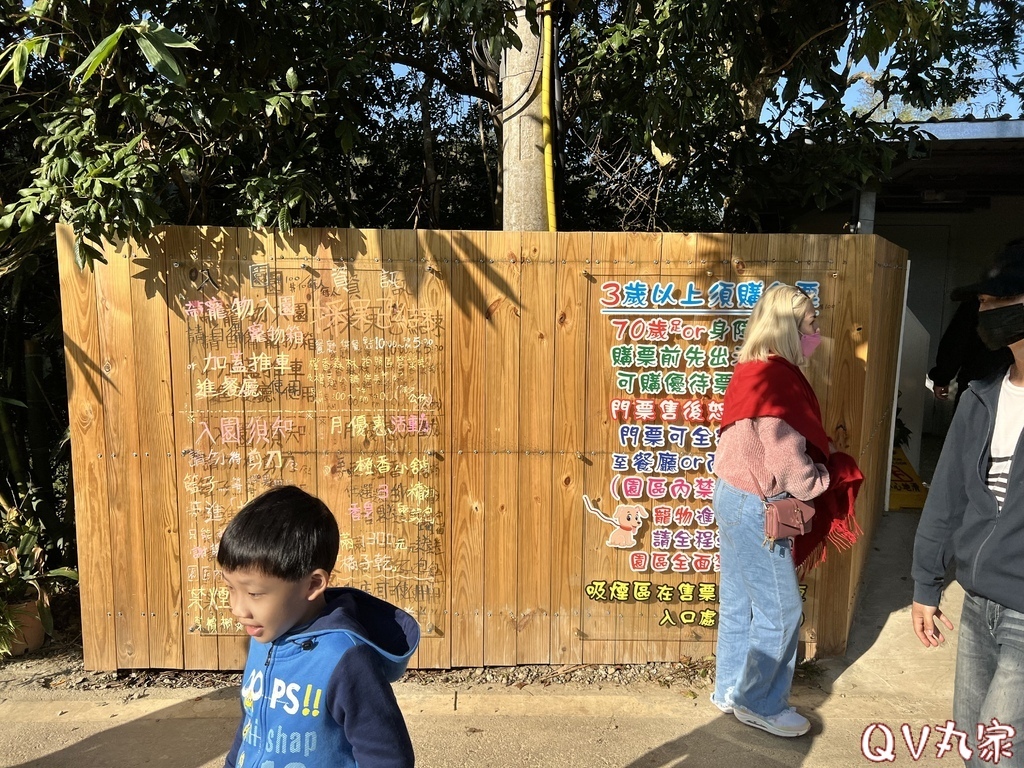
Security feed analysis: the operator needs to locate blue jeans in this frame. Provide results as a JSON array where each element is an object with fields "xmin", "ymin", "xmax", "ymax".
[
  {"xmin": 712, "ymin": 478, "xmax": 802, "ymax": 718},
  {"xmin": 955, "ymin": 592, "xmax": 1024, "ymax": 767}
]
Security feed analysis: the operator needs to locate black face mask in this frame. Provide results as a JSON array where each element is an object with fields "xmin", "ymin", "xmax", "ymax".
[{"xmin": 977, "ymin": 302, "xmax": 1024, "ymax": 350}]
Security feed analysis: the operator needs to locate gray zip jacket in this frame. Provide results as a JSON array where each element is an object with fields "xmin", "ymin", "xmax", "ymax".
[{"xmin": 913, "ymin": 366, "xmax": 1024, "ymax": 612}]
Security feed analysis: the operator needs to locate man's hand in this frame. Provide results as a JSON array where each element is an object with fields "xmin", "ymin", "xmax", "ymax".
[
  {"xmin": 912, "ymin": 601, "xmax": 954, "ymax": 647},
  {"xmin": 933, "ymin": 385, "xmax": 950, "ymax": 401}
]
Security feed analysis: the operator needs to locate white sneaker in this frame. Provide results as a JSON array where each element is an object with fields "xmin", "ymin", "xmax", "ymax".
[
  {"xmin": 734, "ymin": 706, "xmax": 810, "ymax": 737},
  {"xmin": 710, "ymin": 695, "xmax": 733, "ymax": 714}
]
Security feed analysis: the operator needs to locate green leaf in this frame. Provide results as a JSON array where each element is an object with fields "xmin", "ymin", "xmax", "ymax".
[
  {"xmin": 286, "ymin": 67, "xmax": 299, "ymax": 90},
  {"xmin": 133, "ymin": 29, "xmax": 185, "ymax": 87},
  {"xmin": 148, "ymin": 26, "xmax": 198, "ymax": 50},
  {"xmin": 27, "ymin": 0, "xmax": 51, "ymax": 18},
  {"xmin": 38, "ymin": 602, "xmax": 54, "ymax": 636},
  {"xmin": 277, "ymin": 206, "xmax": 293, "ymax": 232},
  {"xmin": 18, "ymin": 207, "xmax": 35, "ymax": 231},
  {"xmin": 12, "ymin": 39, "xmax": 29, "ymax": 89},
  {"xmin": 46, "ymin": 567, "xmax": 79, "ymax": 581},
  {"xmin": 337, "ymin": 121, "xmax": 355, "ymax": 153},
  {"xmin": 113, "ymin": 133, "xmax": 145, "ymax": 162},
  {"xmin": 73, "ymin": 26, "xmax": 127, "ymax": 84}
]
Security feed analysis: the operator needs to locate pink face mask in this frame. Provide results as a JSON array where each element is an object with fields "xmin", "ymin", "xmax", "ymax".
[{"xmin": 800, "ymin": 331, "xmax": 822, "ymax": 358}]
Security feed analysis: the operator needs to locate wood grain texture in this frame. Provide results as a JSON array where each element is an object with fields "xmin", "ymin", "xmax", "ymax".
[
  {"xmin": 413, "ymin": 230, "xmax": 453, "ymax": 669},
  {"xmin": 205, "ymin": 227, "xmax": 247, "ymax": 670},
  {"xmin": 60, "ymin": 228, "xmax": 906, "ymax": 669},
  {"xmin": 129, "ymin": 230, "xmax": 183, "ymax": 668},
  {"xmin": 550, "ymin": 232, "xmax": 589, "ymax": 665},
  {"xmin": 482, "ymin": 230, "xmax": 521, "ymax": 666},
  {"xmin": 580, "ymin": 231, "xmax": 630, "ymax": 665},
  {"xmin": 57, "ymin": 225, "xmax": 116, "ymax": 670},
  {"xmin": 515, "ymin": 231, "xmax": 556, "ymax": 664},
  {"xmin": 449, "ymin": 231, "xmax": 487, "ymax": 667},
  {"xmin": 95, "ymin": 237, "xmax": 150, "ymax": 667}
]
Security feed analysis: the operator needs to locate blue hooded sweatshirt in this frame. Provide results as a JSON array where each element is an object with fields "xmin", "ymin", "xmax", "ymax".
[{"xmin": 224, "ymin": 587, "xmax": 420, "ymax": 768}]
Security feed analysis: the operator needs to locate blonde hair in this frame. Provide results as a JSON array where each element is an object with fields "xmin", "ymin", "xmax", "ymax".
[{"xmin": 738, "ymin": 283, "xmax": 813, "ymax": 366}]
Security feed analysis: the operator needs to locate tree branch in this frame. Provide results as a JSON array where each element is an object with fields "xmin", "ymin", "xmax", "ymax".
[
  {"xmin": 762, "ymin": 0, "xmax": 888, "ymax": 77},
  {"xmin": 379, "ymin": 52, "xmax": 501, "ymax": 105}
]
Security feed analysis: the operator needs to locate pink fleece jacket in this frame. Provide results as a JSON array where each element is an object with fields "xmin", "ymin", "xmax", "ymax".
[{"xmin": 714, "ymin": 416, "xmax": 831, "ymax": 501}]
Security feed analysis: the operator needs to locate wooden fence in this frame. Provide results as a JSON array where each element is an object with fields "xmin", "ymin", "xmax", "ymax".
[{"xmin": 57, "ymin": 226, "xmax": 907, "ymax": 670}]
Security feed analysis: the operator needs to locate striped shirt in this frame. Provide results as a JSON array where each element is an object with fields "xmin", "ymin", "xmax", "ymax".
[{"xmin": 987, "ymin": 371, "xmax": 1024, "ymax": 510}]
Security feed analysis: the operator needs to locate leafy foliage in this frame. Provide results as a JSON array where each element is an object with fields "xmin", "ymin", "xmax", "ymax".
[
  {"xmin": 422, "ymin": 0, "xmax": 1023, "ymax": 229},
  {"xmin": 0, "ymin": 0, "xmax": 496, "ymax": 268},
  {"xmin": 1, "ymin": 512, "xmax": 78, "ymax": 646},
  {"xmin": 562, "ymin": 0, "xmax": 1023, "ymax": 228}
]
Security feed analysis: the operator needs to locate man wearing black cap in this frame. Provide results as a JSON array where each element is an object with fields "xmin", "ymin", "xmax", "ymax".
[
  {"xmin": 912, "ymin": 237, "xmax": 1024, "ymax": 767},
  {"xmin": 929, "ymin": 297, "xmax": 1013, "ymax": 407}
]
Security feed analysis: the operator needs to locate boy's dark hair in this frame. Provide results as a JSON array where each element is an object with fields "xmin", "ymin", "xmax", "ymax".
[{"xmin": 217, "ymin": 486, "xmax": 340, "ymax": 580}]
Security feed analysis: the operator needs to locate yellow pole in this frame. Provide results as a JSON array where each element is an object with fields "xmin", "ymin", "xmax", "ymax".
[{"xmin": 541, "ymin": 4, "xmax": 556, "ymax": 232}]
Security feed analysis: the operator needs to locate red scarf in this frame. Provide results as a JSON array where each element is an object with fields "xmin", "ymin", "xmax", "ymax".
[{"xmin": 721, "ymin": 357, "xmax": 864, "ymax": 571}]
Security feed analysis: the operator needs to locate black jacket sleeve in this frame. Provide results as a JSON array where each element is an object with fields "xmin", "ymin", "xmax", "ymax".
[
  {"xmin": 929, "ymin": 300, "xmax": 979, "ymax": 387},
  {"xmin": 328, "ymin": 643, "xmax": 415, "ymax": 768}
]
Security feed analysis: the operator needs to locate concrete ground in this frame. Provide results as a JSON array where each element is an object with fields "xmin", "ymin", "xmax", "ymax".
[{"xmin": 0, "ymin": 509, "xmax": 964, "ymax": 767}]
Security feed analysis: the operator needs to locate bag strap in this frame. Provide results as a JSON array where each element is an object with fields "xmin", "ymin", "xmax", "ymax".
[{"xmin": 746, "ymin": 467, "xmax": 768, "ymax": 501}]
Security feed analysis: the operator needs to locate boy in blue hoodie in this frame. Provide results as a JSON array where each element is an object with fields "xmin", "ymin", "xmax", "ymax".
[{"xmin": 217, "ymin": 485, "xmax": 419, "ymax": 768}]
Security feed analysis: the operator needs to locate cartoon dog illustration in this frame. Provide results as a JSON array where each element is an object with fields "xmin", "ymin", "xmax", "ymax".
[{"xmin": 583, "ymin": 495, "xmax": 649, "ymax": 548}]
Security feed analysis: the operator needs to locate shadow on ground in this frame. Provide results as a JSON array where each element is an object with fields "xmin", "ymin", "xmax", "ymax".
[
  {"xmin": 624, "ymin": 497, "xmax": 954, "ymax": 768},
  {"xmin": 621, "ymin": 711, "xmax": 816, "ymax": 767},
  {"xmin": 7, "ymin": 688, "xmax": 239, "ymax": 768}
]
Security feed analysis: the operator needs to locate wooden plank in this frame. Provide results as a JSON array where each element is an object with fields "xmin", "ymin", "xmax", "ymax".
[
  {"xmin": 236, "ymin": 227, "xmax": 279, "ymax": 502},
  {"xmin": 128, "ymin": 229, "xmax": 183, "ymax": 668},
  {"xmin": 381, "ymin": 229, "xmax": 421, "ymax": 628},
  {"xmin": 580, "ymin": 231, "xmax": 633, "ymax": 665},
  {"xmin": 336, "ymin": 230, "xmax": 380, "ymax": 601},
  {"xmin": 198, "ymin": 227, "xmax": 247, "ymax": 670},
  {"xmin": 842, "ymin": 238, "xmax": 907, "ymax": 630},
  {"xmin": 449, "ymin": 231, "xmax": 487, "ymax": 667},
  {"xmin": 308, "ymin": 228, "xmax": 354, "ymax": 597},
  {"xmin": 482, "ymin": 230, "xmax": 522, "ymax": 666},
  {"xmin": 612, "ymin": 232, "xmax": 665, "ymax": 665},
  {"xmin": 672, "ymin": 231, "xmax": 717, "ymax": 663},
  {"xmin": 345, "ymin": 230, "xmax": 388, "ymax": 604},
  {"xmin": 411, "ymin": 229, "xmax": 453, "ymax": 669},
  {"xmin": 644, "ymin": 232, "xmax": 693, "ymax": 663},
  {"xmin": 94, "ymin": 236, "xmax": 150, "ymax": 668},
  {"xmin": 56, "ymin": 224, "xmax": 117, "ymax": 671},
  {"xmin": 550, "ymin": 232, "xmax": 589, "ymax": 665},
  {"xmin": 167, "ymin": 226, "xmax": 217, "ymax": 669},
  {"xmin": 515, "ymin": 231, "xmax": 555, "ymax": 664},
  {"xmin": 272, "ymin": 229, "xmax": 312, "ymax": 494},
  {"xmin": 806, "ymin": 235, "xmax": 871, "ymax": 657}
]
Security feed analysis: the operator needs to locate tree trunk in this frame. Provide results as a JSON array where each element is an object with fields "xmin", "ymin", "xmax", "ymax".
[
  {"xmin": 501, "ymin": 10, "xmax": 546, "ymax": 231},
  {"xmin": 419, "ymin": 76, "xmax": 441, "ymax": 227}
]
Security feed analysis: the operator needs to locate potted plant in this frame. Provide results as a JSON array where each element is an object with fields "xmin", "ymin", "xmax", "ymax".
[{"xmin": 0, "ymin": 515, "xmax": 78, "ymax": 657}]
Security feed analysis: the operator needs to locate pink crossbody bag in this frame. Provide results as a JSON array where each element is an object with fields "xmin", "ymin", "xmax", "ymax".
[{"xmin": 749, "ymin": 470, "xmax": 815, "ymax": 544}]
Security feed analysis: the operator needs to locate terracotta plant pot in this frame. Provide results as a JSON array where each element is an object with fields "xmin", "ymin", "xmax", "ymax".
[{"xmin": 8, "ymin": 600, "xmax": 45, "ymax": 656}]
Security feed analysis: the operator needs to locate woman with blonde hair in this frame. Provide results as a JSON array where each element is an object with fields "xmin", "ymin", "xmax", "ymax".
[{"xmin": 710, "ymin": 283, "xmax": 862, "ymax": 737}]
